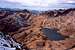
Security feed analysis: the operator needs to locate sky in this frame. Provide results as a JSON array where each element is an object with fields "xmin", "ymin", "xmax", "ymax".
[{"xmin": 0, "ymin": 0, "xmax": 75, "ymax": 10}]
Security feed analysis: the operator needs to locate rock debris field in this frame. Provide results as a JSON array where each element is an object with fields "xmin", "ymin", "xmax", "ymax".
[{"xmin": 0, "ymin": 8, "xmax": 75, "ymax": 50}]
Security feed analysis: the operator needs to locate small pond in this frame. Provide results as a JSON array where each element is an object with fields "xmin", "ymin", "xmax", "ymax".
[{"xmin": 41, "ymin": 28, "xmax": 65, "ymax": 41}]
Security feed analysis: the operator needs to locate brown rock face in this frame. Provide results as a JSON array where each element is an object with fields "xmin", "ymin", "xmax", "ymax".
[
  {"xmin": 0, "ymin": 8, "xmax": 75, "ymax": 50},
  {"xmin": 0, "ymin": 10, "xmax": 31, "ymax": 32},
  {"xmin": 41, "ymin": 8, "xmax": 75, "ymax": 17}
]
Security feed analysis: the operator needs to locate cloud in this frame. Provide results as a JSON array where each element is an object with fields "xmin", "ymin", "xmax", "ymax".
[
  {"xmin": 5, "ymin": 0, "xmax": 59, "ymax": 7},
  {"xmin": 62, "ymin": 0, "xmax": 75, "ymax": 3},
  {"xmin": 0, "ymin": 0, "xmax": 75, "ymax": 10},
  {"xmin": 0, "ymin": 0, "xmax": 25, "ymax": 8},
  {"xmin": 1, "ymin": 0, "xmax": 75, "ymax": 8}
]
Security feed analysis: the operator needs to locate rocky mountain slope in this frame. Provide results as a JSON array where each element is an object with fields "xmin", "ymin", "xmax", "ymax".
[{"xmin": 0, "ymin": 8, "xmax": 75, "ymax": 50}]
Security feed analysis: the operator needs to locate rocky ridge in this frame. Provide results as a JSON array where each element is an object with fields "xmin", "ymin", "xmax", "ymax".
[{"xmin": 0, "ymin": 8, "xmax": 75, "ymax": 50}]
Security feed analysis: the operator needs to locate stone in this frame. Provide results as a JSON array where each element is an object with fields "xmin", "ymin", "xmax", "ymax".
[{"xmin": 0, "ymin": 8, "xmax": 75, "ymax": 50}]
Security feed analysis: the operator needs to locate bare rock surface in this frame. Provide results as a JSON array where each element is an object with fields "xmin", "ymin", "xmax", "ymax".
[
  {"xmin": 0, "ymin": 32, "xmax": 21, "ymax": 50},
  {"xmin": 0, "ymin": 8, "xmax": 75, "ymax": 50}
]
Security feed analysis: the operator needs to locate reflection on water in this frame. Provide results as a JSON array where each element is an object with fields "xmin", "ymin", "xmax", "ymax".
[{"xmin": 41, "ymin": 28, "xmax": 65, "ymax": 41}]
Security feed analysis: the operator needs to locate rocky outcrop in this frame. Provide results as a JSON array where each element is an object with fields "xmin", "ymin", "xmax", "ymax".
[
  {"xmin": 0, "ymin": 32, "xmax": 21, "ymax": 50},
  {"xmin": 41, "ymin": 8, "xmax": 75, "ymax": 17},
  {"xmin": 0, "ymin": 9, "xmax": 32, "ymax": 32},
  {"xmin": 0, "ymin": 8, "xmax": 75, "ymax": 50}
]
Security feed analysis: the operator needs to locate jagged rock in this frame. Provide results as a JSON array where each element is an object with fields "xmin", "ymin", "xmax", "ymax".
[
  {"xmin": 41, "ymin": 8, "xmax": 75, "ymax": 17},
  {"xmin": 0, "ymin": 8, "xmax": 75, "ymax": 50},
  {"xmin": 0, "ymin": 32, "xmax": 22, "ymax": 50},
  {"xmin": 0, "ymin": 11, "xmax": 31, "ymax": 32}
]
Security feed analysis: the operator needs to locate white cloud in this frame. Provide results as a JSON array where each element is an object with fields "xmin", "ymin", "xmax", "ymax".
[
  {"xmin": 67, "ymin": 1, "xmax": 75, "ymax": 3},
  {"xmin": 62, "ymin": 0, "xmax": 75, "ymax": 3},
  {"xmin": 6, "ymin": 0, "xmax": 59, "ymax": 7},
  {"xmin": 3, "ymin": 0, "xmax": 75, "ymax": 8}
]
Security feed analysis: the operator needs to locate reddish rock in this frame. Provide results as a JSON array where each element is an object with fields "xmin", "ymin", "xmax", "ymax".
[{"xmin": 0, "ymin": 8, "xmax": 75, "ymax": 50}]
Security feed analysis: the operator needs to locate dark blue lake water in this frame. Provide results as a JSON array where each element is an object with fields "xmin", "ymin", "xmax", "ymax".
[{"xmin": 41, "ymin": 28, "xmax": 65, "ymax": 41}]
